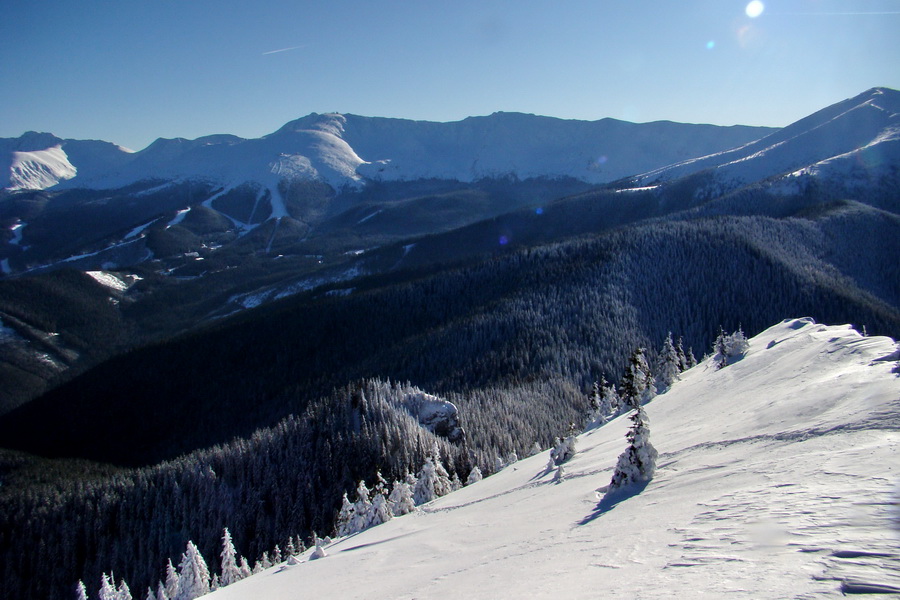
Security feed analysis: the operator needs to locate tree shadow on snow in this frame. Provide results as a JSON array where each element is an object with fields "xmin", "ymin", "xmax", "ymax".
[{"xmin": 577, "ymin": 481, "xmax": 649, "ymax": 526}]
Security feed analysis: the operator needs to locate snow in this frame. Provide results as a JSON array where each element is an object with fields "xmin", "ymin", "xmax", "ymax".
[
  {"xmin": 631, "ymin": 87, "xmax": 900, "ymax": 193},
  {"xmin": 4, "ymin": 111, "xmax": 771, "ymax": 195},
  {"xmin": 208, "ymin": 318, "xmax": 899, "ymax": 599},
  {"xmin": 85, "ymin": 270, "xmax": 140, "ymax": 292},
  {"xmin": 6, "ymin": 145, "xmax": 76, "ymax": 190},
  {"xmin": 0, "ymin": 259, "xmax": 9, "ymax": 275},
  {"xmin": 8, "ymin": 220, "xmax": 25, "ymax": 245},
  {"xmin": 166, "ymin": 208, "xmax": 192, "ymax": 228},
  {"xmin": 124, "ymin": 219, "xmax": 158, "ymax": 240},
  {"xmin": 356, "ymin": 209, "xmax": 383, "ymax": 224}
]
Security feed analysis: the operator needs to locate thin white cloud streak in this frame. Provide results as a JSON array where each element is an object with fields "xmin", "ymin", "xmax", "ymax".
[{"xmin": 262, "ymin": 45, "xmax": 306, "ymax": 56}]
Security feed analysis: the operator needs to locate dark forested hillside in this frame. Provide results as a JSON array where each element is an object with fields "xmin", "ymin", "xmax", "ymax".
[
  {"xmin": 2, "ymin": 206, "xmax": 898, "ymax": 470},
  {"xmin": 0, "ymin": 380, "xmax": 476, "ymax": 600}
]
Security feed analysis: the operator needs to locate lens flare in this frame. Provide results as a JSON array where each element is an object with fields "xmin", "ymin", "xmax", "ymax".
[
  {"xmin": 746, "ymin": 1, "xmax": 764, "ymax": 18},
  {"xmin": 706, "ymin": 40, "xmax": 716, "ymax": 50}
]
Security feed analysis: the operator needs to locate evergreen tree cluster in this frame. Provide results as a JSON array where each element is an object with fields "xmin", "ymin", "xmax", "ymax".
[{"xmin": 0, "ymin": 380, "xmax": 474, "ymax": 600}]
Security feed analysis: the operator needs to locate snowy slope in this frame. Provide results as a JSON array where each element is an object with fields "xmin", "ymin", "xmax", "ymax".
[
  {"xmin": 628, "ymin": 87, "xmax": 900, "ymax": 194},
  {"xmin": 208, "ymin": 318, "xmax": 900, "ymax": 599},
  {"xmin": 0, "ymin": 132, "xmax": 133, "ymax": 191}
]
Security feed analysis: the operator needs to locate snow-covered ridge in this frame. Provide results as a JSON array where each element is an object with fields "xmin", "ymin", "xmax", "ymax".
[
  {"xmin": 1, "ymin": 110, "xmax": 774, "ymax": 194},
  {"xmin": 628, "ymin": 87, "xmax": 900, "ymax": 193},
  {"xmin": 207, "ymin": 318, "xmax": 899, "ymax": 599}
]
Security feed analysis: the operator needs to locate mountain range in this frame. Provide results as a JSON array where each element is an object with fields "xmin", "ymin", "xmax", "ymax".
[{"xmin": 0, "ymin": 87, "xmax": 898, "ymax": 600}]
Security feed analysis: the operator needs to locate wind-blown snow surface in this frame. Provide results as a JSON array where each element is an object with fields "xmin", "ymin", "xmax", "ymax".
[{"xmin": 209, "ymin": 318, "xmax": 899, "ymax": 599}]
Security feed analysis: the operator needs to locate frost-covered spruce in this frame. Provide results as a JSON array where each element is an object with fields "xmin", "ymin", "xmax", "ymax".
[
  {"xmin": 413, "ymin": 458, "xmax": 438, "ymax": 505},
  {"xmin": 606, "ymin": 403, "xmax": 658, "ymax": 496},
  {"xmin": 351, "ymin": 480, "xmax": 373, "ymax": 532},
  {"xmin": 118, "ymin": 579, "xmax": 133, "ymax": 600},
  {"xmin": 99, "ymin": 573, "xmax": 116, "ymax": 600},
  {"xmin": 388, "ymin": 479, "xmax": 417, "ymax": 515},
  {"xmin": 219, "ymin": 527, "xmax": 242, "ymax": 587},
  {"xmin": 370, "ymin": 491, "xmax": 393, "ymax": 527},
  {"xmin": 164, "ymin": 558, "xmax": 179, "ymax": 600},
  {"xmin": 335, "ymin": 492, "xmax": 356, "ymax": 537},
  {"xmin": 465, "ymin": 465, "xmax": 483, "ymax": 485},
  {"xmin": 76, "ymin": 580, "xmax": 89, "ymax": 600},
  {"xmin": 656, "ymin": 332, "xmax": 681, "ymax": 393},
  {"xmin": 620, "ymin": 347, "xmax": 654, "ymax": 408},
  {"xmin": 175, "ymin": 540, "xmax": 210, "ymax": 600}
]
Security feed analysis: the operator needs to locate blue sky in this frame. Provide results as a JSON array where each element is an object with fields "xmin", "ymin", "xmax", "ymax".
[{"xmin": 2, "ymin": 1, "xmax": 898, "ymax": 150}]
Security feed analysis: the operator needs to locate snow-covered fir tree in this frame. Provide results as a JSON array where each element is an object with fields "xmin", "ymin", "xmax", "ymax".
[
  {"xmin": 620, "ymin": 347, "xmax": 654, "ymax": 408},
  {"xmin": 605, "ymin": 400, "xmax": 658, "ymax": 497},
  {"xmin": 388, "ymin": 479, "xmax": 417, "ymax": 516},
  {"xmin": 335, "ymin": 492, "xmax": 356, "ymax": 537},
  {"xmin": 465, "ymin": 465, "xmax": 483, "ymax": 485},
  {"xmin": 174, "ymin": 540, "xmax": 210, "ymax": 600},
  {"xmin": 587, "ymin": 375, "xmax": 620, "ymax": 427},
  {"xmin": 145, "ymin": 586, "xmax": 157, "ymax": 600},
  {"xmin": 118, "ymin": 579, "xmax": 133, "ymax": 600},
  {"xmin": 351, "ymin": 479, "xmax": 373, "ymax": 532},
  {"xmin": 413, "ymin": 458, "xmax": 438, "ymax": 505},
  {"xmin": 219, "ymin": 527, "xmax": 242, "ymax": 587},
  {"xmin": 713, "ymin": 325, "xmax": 750, "ymax": 369},
  {"xmin": 370, "ymin": 490, "xmax": 393, "ymax": 527},
  {"xmin": 164, "ymin": 558, "xmax": 179, "ymax": 600},
  {"xmin": 238, "ymin": 556, "xmax": 252, "ymax": 579},
  {"xmin": 99, "ymin": 573, "xmax": 117, "ymax": 600},
  {"xmin": 76, "ymin": 580, "xmax": 89, "ymax": 600},
  {"xmin": 655, "ymin": 332, "xmax": 682, "ymax": 393},
  {"xmin": 272, "ymin": 545, "xmax": 282, "ymax": 565}
]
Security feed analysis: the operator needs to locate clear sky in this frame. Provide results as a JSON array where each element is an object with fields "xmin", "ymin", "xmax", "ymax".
[{"xmin": 2, "ymin": 0, "xmax": 898, "ymax": 151}]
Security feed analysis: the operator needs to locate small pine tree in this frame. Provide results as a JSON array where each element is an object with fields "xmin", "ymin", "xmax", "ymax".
[
  {"xmin": 99, "ymin": 573, "xmax": 116, "ymax": 600},
  {"xmin": 351, "ymin": 480, "xmax": 373, "ymax": 532},
  {"xmin": 714, "ymin": 325, "xmax": 729, "ymax": 369},
  {"xmin": 164, "ymin": 559, "xmax": 179, "ymax": 600},
  {"xmin": 175, "ymin": 541, "xmax": 210, "ymax": 600},
  {"xmin": 620, "ymin": 347, "xmax": 654, "ymax": 408},
  {"xmin": 388, "ymin": 479, "xmax": 416, "ymax": 515},
  {"xmin": 286, "ymin": 537, "xmax": 296, "ymax": 557},
  {"xmin": 606, "ymin": 402, "xmax": 658, "ymax": 496},
  {"xmin": 118, "ymin": 579, "xmax": 133, "ymax": 600},
  {"xmin": 465, "ymin": 465, "xmax": 483, "ymax": 485},
  {"xmin": 370, "ymin": 491, "xmax": 393, "ymax": 527},
  {"xmin": 219, "ymin": 527, "xmax": 242, "ymax": 587},
  {"xmin": 335, "ymin": 492, "xmax": 356, "ymax": 537},
  {"xmin": 76, "ymin": 580, "xmax": 89, "ymax": 600},
  {"xmin": 656, "ymin": 332, "xmax": 681, "ymax": 393},
  {"xmin": 259, "ymin": 551, "xmax": 272, "ymax": 570},
  {"xmin": 145, "ymin": 586, "xmax": 157, "ymax": 600},
  {"xmin": 272, "ymin": 545, "xmax": 282, "ymax": 565},
  {"xmin": 238, "ymin": 556, "xmax": 252, "ymax": 579},
  {"xmin": 156, "ymin": 580, "xmax": 168, "ymax": 600},
  {"xmin": 413, "ymin": 458, "xmax": 438, "ymax": 505}
]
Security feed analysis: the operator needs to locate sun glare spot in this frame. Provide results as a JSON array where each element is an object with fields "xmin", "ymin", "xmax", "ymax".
[
  {"xmin": 706, "ymin": 40, "xmax": 716, "ymax": 50},
  {"xmin": 746, "ymin": 1, "xmax": 764, "ymax": 18}
]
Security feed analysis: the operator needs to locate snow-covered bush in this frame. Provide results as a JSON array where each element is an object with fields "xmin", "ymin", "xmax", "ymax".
[{"xmin": 713, "ymin": 326, "xmax": 751, "ymax": 369}]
